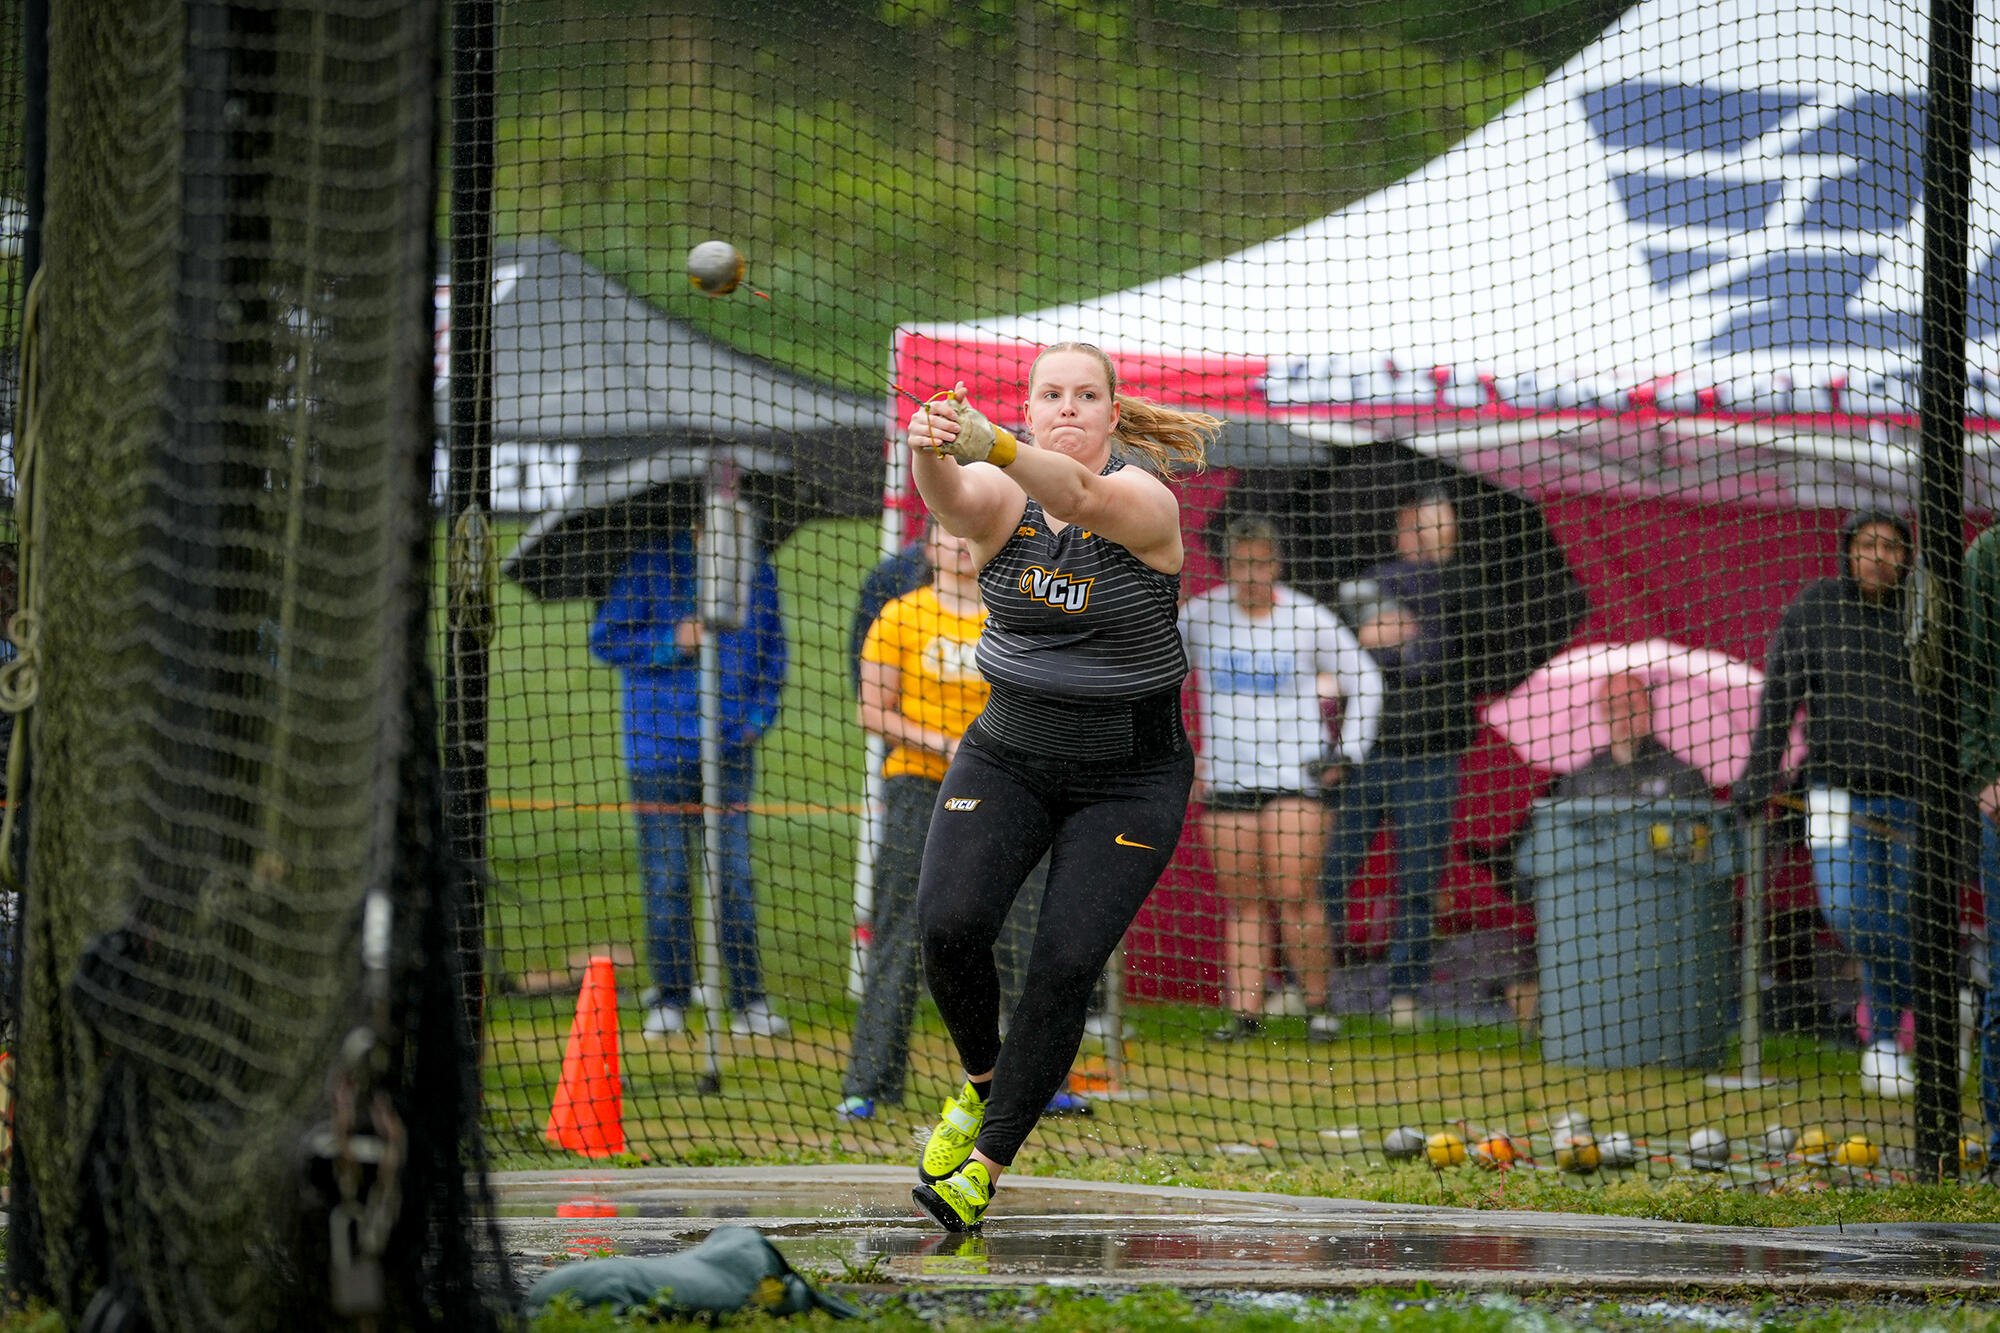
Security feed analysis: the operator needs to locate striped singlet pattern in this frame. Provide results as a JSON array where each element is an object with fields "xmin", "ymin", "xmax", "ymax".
[{"xmin": 971, "ymin": 465, "xmax": 1187, "ymax": 758}]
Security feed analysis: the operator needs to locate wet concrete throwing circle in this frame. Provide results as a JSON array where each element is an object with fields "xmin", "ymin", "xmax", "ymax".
[{"xmin": 492, "ymin": 1167, "xmax": 2000, "ymax": 1296}]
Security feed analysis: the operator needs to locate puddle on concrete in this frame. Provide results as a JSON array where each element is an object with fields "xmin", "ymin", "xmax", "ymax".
[
  {"xmin": 491, "ymin": 1171, "xmax": 2000, "ymax": 1291},
  {"xmin": 506, "ymin": 1213, "xmax": 2000, "ymax": 1285}
]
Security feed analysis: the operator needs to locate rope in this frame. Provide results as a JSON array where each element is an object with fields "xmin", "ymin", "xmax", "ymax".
[
  {"xmin": 446, "ymin": 501, "xmax": 498, "ymax": 648},
  {"xmin": 0, "ymin": 270, "xmax": 45, "ymax": 889}
]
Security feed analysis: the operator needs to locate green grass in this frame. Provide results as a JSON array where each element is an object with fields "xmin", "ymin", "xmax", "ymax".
[
  {"xmin": 487, "ymin": 3, "xmax": 1557, "ymax": 396},
  {"xmin": 522, "ymin": 1288, "xmax": 2000, "ymax": 1333}
]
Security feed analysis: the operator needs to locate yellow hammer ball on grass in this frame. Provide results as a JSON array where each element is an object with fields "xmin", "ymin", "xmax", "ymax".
[
  {"xmin": 1962, "ymin": 1137, "xmax": 1989, "ymax": 1169},
  {"xmin": 1425, "ymin": 1131, "xmax": 1468, "ymax": 1168},
  {"xmin": 1833, "ymin": 1134, "xmax": 1880, "ymax": 1168},
  {"xmin": 1553, "ymin": 1132, "xmax": 1600, "ymax": 1174},
  {"xmin": 1796, "ymin": 1127, "xmax": 1832, "ymax": 1158},
  {"xmin": 686, "ymin": 240, "xmax": 745, "ymax": 296}
]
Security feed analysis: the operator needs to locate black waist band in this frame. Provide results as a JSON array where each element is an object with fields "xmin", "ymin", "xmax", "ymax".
[{"xmin": 969, "ymin": 683, "xmax": 1186, "ymax": 765}]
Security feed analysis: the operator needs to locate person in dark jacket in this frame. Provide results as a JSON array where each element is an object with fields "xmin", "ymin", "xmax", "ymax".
[
  {"xmin": 1739, "ymin": 509, "xmax": 1920, "ymax": 1096},
  {"xmin": 1319, "ymin": 489, "xmax": 1478, "ymax": 1029},
  {"xmin": 590, "ymin": 527, "xmax": 790, "ymax": 1040},
  {"xmin": 1964, "ymin": 520, "xmax": 2000, "ymax": 1162}
]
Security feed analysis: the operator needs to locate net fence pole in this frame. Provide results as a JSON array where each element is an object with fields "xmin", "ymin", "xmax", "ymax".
[
  {"xmin": 1735, "ymin": 816, "xmax": 1767, "ymax": 1085},
  {"xmin": 6, "ymin": 0, "xmax": 47, "ymax": 1303},
  {"xmin": 445, "ymin": 0, "xmax": 497, "ymax": 1038},
  {"xmin": 1103, "ymin": 941, "xmax": 1126, "ymax": 1089},
  {"xmin": 695, "ymin": 456, "xmax": 753, "ymax": 1093},
  {"xmin": 1914, "ymin": 0, "xmax": 1976, "ymax": 1180}
]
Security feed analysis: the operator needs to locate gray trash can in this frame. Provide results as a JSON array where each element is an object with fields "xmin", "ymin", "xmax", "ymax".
[{"xmin": 1518, "ymin": 798, "xmax": 1741, "ymax": 1069}]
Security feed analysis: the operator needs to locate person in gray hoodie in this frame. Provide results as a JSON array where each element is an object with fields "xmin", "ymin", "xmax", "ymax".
[{"xmin": 1739, "ymin": 509, "xmax": 1921, "ymax": 1096}]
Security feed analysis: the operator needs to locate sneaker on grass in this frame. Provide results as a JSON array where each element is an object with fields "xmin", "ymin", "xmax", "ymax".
[
  {"xmin": 730, "ymin": 1000, "xmax": 790, "ymax": 1037},
  {"xmin": 1044, "ymin": 1089, "xmax": 1092, "ymax": 1116},
  {"xmin": 912, "ymin": 1160, "xmax": 993, "ymax": 1232},
  {"xmin": 1306, "ymin": 1011, "xmax": 1342, "ymax": 1042},
  {"xmin": 1209, "ymin": 1013, "xmax": 1264, "ymax": 1042},
  {"xmin": 1859, "ymin": 1039, "xmax": 1914, "ymax": 1097},
  {"xmin": 835, "ymin": 1096, "xmax": 875, "ymax": 1122},
  {"xmin": 641, "ymin": 1004, "xmax": 685, "ymax": 1038}
]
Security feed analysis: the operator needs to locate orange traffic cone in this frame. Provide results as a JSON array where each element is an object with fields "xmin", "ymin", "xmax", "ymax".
[{"xmin": 546, "ymin": 955, "xmax": 626, "ymax": 1157}]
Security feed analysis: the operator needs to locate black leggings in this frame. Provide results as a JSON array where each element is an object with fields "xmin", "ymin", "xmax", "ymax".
[{"xmin": 917, "ymin": 731, "xmax": 1193, "ymax": 1167}]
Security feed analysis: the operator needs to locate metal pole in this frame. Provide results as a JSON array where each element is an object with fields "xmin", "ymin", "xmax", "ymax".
[
  {"xmin": 1913, "ymin": 0, "xmax": 1977, "ymax": 1180},
  {"xmin": 1739, "ymin": 816, "xmax": 1764, "ymax": 1082},
  {"xmin": 445, "ymin": 0, "xmax": 497, "ymax": 1036},
  {"xmin": 695, "ymin": 620, "xmax": 726, "ymax": 1094},
  {"xmin": 852, "ymin": 425, "xmax": 907, "ymax": 996},
  {"xmin": 1103, "ymin": 944, "xmax": 1126, "ymax": 1088},
  {"xmin": 694, "ymin": 456, "xmax": 753, "ymax": 1093},
  {"xmin": 1709, "ymin": 814, "xmax": 1774, "ymax": 1090}
]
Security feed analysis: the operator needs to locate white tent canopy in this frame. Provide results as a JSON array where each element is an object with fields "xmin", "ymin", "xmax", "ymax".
[{"xmin": 894, "ymin": 0, "xmax": 2000, "ymax": 511}]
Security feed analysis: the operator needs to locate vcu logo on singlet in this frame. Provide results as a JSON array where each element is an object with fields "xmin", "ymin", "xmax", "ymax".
[{"xmin": 1018, "ymin": 565, "xmax": 1093, "ymax": 614}]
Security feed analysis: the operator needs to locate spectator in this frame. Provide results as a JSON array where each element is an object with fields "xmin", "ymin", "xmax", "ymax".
[
  {"xmin": 1319, "ymin": 489, "xmax": 1478, "ymax": 1029},
  {"xmin": 843, "ymin": 532, "xmax": 1061, "ymax": 1108},
  {"xmin": 589, "ymin": 525, "xmax": 790, "ymax": 1039},
  {"xmin": 840, "ymin": 524, "xmax": 1034, "ymax": 1120},
  {"xmin": 1182, "ymin": 514, "xmax": 1381, "ymax": 1041},
  {"xmin": 1739, "ymin": 510, "xmax": 1920, "ymax": 1096},
  {"xmin": 1966, "ymin": 521, "xmax": 2000, "ymax": 1162},
  {"xmin": 1552, "ymin": 672, "xmax": 1712, "ymax": 802},
  {"xmin": 849, "ymin": 536, "xmax": 929, "ymax": 689}
]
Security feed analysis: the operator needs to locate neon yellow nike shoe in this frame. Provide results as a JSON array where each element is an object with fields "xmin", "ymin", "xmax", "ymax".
[
  {"xmin": 918, "ymin": 1079, "xmax": 986, "ymax": 1184},
  {"xmin": 912, "ymin": 1159, "xmax": 993, "ymax": 1232}
]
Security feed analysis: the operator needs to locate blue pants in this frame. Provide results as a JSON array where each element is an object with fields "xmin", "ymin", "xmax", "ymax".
[
  {"xmin": 631, "ymin": 747, "xmax": 765, "ymax": 1009},
  {"xmin": 1807, "ymin": 791, "xmax": 1915, "ymax": 1043},
  {"xmin": 1973, "ymin": 818, "xmax": 2000, "ymax": 1157},
  {"xmin": 1319, "ymin": 751, "xmax": 1460, "ymax": 997}
]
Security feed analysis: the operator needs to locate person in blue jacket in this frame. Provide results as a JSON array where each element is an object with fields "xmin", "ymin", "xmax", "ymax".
[{"xmin": 590, "ymin": 526, "xmax": 791, "ymax": 1039}]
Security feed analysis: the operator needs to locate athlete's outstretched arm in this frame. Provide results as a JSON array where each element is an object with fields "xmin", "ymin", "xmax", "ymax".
[
  {"xmin": 911, "ymin": 382, "xmax": 1182, "ymax": 572},
  {"xmin": 906, "ymin": 392, "xmax": 1024, "ymax": 558}
]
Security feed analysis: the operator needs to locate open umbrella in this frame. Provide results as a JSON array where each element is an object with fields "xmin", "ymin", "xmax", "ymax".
[
  {"xmin": 1483, "ymin": 638, "xmax": 1804, "ymax": 788},
  {"xmin": 500, "ymin": 444, "xmax": 800, "ymax": 602},
  {"xmin": 1213, "ymin": 440, "xmax": 1589, "ymax": 698}
]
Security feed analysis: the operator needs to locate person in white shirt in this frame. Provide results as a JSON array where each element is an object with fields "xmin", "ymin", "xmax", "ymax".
[{"xmin": 1182, "ymin": 515, "xmax": 1383, "ymax": 1040}]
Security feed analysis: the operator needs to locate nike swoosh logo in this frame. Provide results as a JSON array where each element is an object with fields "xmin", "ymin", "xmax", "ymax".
[{"xmin": 1114, "ymin": 833, "xmax": 1155, "ymax": 849}]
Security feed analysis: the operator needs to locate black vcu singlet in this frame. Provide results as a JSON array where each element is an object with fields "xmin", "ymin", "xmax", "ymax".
[{"xmin": 970, "ymin": 467, "xmax": 1187, "ymax": 762}]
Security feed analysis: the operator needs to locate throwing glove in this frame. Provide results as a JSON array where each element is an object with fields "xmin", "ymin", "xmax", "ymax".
[{"xmin": 934, "ymin": 389, "xmax": 1019, "ymax": 468}]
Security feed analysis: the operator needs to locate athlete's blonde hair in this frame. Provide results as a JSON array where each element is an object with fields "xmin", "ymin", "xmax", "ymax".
[{"xmin": 1027, "ymin": 341, "xmax": 1219, "ymax": 476}]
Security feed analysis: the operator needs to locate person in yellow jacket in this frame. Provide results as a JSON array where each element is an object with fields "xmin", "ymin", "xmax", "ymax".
[{"xmin": 839, "ymin": 523, "xmax": 1029, "ymax": 1119}]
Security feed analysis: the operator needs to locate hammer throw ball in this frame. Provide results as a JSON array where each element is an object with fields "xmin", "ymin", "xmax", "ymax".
[
  {"xmin": 1687, "ymin": 1127, "xmax": 1731, "ymax": 1171},
  {"xmin": 1424, "ymin": 1131, "xmax": 1467, "ymax": 1168},
  {"xmin": 1832, "ymin": 1134, "xmax": 1880, "ymax": 1168},
  {"xmin": 1382, "ymin": 1126, "xmax": 1427, "ymax": 1160},
  {"xmin": 1596, "ymin": 1129, "xmax": 1637, "ymax": 1169},
  {"xmin": 1552, "ymin": 1131, "xmax": 1599, "ymax": 1174},
  {"xmin": 687, "ymin": 240, "xmax": 746, "ymax": 296},
  {"xmin": 1760, "ymin": 1123, "xmax": 1799, "ymax": 1158}
]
